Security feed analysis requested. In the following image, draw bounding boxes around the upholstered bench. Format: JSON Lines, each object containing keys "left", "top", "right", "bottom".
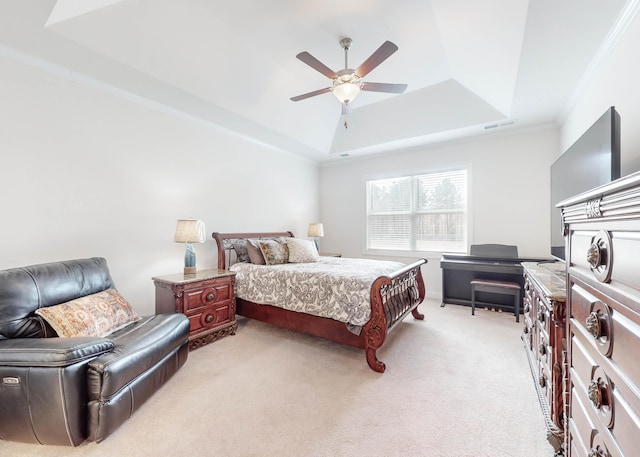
{"left": 470, "top": 279, "right": 521, "bottom": 322}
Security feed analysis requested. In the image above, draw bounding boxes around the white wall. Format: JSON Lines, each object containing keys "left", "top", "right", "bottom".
{"left": 561, "top": 8, "right": 640, "bottom": 175}
{"left": 319, "top": 127, "right": 559, "bottom": 300}
{"left": 0, "top": 55, "right": 319, "bottom": 315}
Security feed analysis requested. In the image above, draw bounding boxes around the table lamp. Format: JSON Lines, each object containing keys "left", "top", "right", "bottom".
{"left": 307, "top": 223, "right": 324, "bottom": 250}
{"left": 174, "top": 219, "right": 206, "bottom": 275}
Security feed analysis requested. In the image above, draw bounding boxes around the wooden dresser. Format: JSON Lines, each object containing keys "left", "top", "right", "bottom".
{"left": 522, "top": 261, "right": 567, "bottom": 452}
{"left": 559, "top": 171, "right": 640, "bottom": 457}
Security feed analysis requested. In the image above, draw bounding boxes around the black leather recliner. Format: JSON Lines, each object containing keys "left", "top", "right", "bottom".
{"left": 0, "top": 257, "right": 190, "bottom": 446}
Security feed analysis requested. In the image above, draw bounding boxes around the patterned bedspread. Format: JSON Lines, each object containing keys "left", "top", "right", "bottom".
{"left": 230, "top": 257, "right": 406, "bottom": 327}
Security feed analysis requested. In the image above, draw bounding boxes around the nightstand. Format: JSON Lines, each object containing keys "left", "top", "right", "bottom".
{"left": 152, "top": 269, "right": 237, "bottom": 350}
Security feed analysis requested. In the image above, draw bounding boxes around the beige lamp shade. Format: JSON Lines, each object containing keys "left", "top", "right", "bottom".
{"left": 174, "top": 219, "right": 206, "bottom": 275}
{"left": 307, "top": 223, "right": 324, "bottom": 238}
{"left": 174, "top": 219, "right": 206, "bottom": 244}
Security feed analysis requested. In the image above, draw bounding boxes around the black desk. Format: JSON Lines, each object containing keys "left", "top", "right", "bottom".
{"left": 440, "top": 253, "right": 552, "bottom": 309}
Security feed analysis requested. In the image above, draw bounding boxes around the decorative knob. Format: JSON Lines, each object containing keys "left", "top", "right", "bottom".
{"left": 205, "top": 314, "right": 214, "bottom": 323}
{"left": 586, "top": 311, "right": 601, "bottom": 339}
{"left": 588, "top": 380, "right": 603, "bottom": 409}
{"left": 539, "top": 344, "right": 546, "bottom": 356}
{"left": 206, "top": 292, "right": 215, "bottom": 302}
{"left": 523, "top": 326, "right": 529, "bottom": 335}
{"left": 587, "top": 243, "right": 602, "bottom": 269}
{"left": 538, "top": 375, "right": 546, "bottom": 388}
{"left": 537, "top": 310, "right": 545, "bottom": 323}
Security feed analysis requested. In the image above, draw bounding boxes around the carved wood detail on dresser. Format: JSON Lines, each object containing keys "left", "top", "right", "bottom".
{"left": 559, "top": 171, "right": 640, "bottom": 457}
{"left": 522, "top": 261, "right": 567, "bottom": 454}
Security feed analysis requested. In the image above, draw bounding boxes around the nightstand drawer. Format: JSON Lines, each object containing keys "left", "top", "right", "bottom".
{"left": 187, "top": 301, "right": 234, "bottom": 333}
{"left": 183, "top": 283, "right": 233, "bottom": 312}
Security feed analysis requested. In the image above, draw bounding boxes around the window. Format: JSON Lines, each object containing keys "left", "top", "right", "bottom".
{"left": 366, "top": 169, "right": 468, "bottom": 253}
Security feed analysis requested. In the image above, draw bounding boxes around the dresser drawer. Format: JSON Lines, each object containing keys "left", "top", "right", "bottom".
{"left": 569, "top": 229, "right": 640, "bottom": 299}
{"left": 569, "top": 277, "right": 640, "bottom": 392}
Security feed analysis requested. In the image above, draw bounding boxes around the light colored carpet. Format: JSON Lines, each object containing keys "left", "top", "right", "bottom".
{"left": 0, "top": 300, "right": 554, "bottom": 457}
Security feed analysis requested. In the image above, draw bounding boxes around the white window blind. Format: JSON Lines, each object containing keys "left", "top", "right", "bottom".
{"left": 366, "top": 169, "right": 467, "bottom": 252}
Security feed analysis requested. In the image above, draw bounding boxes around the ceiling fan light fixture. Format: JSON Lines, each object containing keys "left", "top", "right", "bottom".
{"left": 291, "top": 38, "right": 404, "bottom": 107}
{"left": 332, "top": 72, "right": 362, "bottom": 104}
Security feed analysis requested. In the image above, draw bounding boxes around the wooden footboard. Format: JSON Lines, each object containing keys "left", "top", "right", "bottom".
{"left": 212, "top": 231, "right": 427, "bottom": 373}
{"left": 365, "top": 259, "right": 427, "bottom": 372}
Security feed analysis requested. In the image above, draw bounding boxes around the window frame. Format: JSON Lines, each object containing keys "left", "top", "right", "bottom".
{"left": 364, "top": 167, "right": 471, "bottom": 256}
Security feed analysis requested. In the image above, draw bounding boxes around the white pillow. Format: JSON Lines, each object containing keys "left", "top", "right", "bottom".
{"left": 286, "top": 238, "right": 320, "bottom": 263}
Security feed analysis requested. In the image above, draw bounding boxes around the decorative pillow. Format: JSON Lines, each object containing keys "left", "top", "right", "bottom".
{"left": 35, "top": 289, "right": 141, "bottom": 338}
{"left": 232, "top": 240, "right": 250, "bottom": 263}
{"left": 258, "top": 239, "right": 289, "bottom": 265}
{"left": 286, "top": 237, "right": 320, "bottom": 263}
{"left": 247, "top": 239, "right": 266, "bottom": 265}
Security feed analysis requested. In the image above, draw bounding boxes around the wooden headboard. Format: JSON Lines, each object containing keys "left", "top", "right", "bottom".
{"left": 211, "top": 231, "right": 294, "bottom": 270}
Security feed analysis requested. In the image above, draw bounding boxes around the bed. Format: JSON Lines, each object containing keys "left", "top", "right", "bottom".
{"left": 212, "top": 231, "right": 427, "bottom": 373}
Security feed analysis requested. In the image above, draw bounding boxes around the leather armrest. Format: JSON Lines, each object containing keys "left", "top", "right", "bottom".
{"left": 0, "top": 337, "right": 114, "bottom": 367}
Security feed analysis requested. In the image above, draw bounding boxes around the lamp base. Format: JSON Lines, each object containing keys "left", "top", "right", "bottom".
{"left": 183, "top": 266, "right": 197, "bottom": 276}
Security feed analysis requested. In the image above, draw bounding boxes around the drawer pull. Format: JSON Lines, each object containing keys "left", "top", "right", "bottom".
{"left": 588, "top": 367, "right": 614, "bottom": 427}
{"left": 205, "top": 314, "right": 214, "bottom": 324}
{"left": 586, "top": 302, "right": 613, "bottom": 357}
{"left": 538, "top": 375, "right": 546, "bottom": 388}
{"left": 586, "top": 243, "right": 601, "bottom": 270}
{"left": 206, "top": 292, "right": 215, "bottom": 301}
{"left": 586, "top": 311, "right": 601, "bottom": 339}
{"left": 587, "top": 230, "right": 613, "bottom": 283}
{"left": 588, "top": 380, "right": 603, "bottom": 409}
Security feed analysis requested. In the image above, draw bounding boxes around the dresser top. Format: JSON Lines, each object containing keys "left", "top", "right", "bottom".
{"left": 522, "top": 261, "right": 566, "bottom": 301}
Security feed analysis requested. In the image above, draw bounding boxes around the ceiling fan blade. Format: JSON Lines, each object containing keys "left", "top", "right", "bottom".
{"left": 355, "top": 41, "right": 398, "bottom": 78}
{"left": 296, "top": 52, "right": 338, "bottom": 79}
{"left": 290, "top": 87, "right": 332, "bottom": 102}
{"left": 361, "top": 82, "right": 407, "bottom": 94}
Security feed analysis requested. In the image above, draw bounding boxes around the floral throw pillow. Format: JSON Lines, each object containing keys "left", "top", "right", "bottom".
{"left": 258, "top": 239, "right": 289, "bottom": 265}
{"left": 35, "top": 289, "right": 141, "bottom": 338}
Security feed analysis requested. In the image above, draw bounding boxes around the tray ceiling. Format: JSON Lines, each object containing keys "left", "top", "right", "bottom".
{"left": 0, "top": 0, "right": 633, "bottom": 162}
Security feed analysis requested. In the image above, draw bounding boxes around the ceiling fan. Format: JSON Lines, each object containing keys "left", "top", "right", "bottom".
{"left": 290, "top": 37, "right": 407, "bottom": 114}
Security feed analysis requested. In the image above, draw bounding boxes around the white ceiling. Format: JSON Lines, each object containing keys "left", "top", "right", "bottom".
{"left": 0, "top": 0, "right": 633, "bottom": 163}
